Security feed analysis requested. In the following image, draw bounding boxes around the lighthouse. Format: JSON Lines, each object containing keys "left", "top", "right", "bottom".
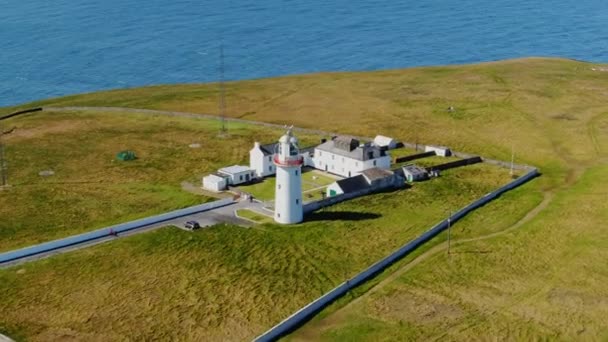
{"left": 273, "top": 128, "right": 303, "bottom": 224}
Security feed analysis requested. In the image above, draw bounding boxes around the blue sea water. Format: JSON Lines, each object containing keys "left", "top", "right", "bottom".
{"left": 1, "top": 0, "right": 606, "bottom": 107}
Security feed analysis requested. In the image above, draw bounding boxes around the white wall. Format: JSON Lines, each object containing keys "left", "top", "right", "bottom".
{"left": 313, "top": 149, "right": 391, "bottom": 178}
{"left": 274, "top": 165, "right": 303, "bottom": 224}
{"left": 250, "top": 147, "right": 275, "bottom": 178}
{"left": 221, "top": 170, "right": 255, "bottom": 185}
{"left": 202, "top": 176, "right": 227, "bottom": 192}
{"left": 425, "top": 145, "right": 452, "bottom": 157}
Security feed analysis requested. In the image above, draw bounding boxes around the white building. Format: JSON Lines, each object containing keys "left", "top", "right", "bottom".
{"left": 250, "top": 142, "right": 314, "bottom": 178}
{"left": 425, "top": 145, "right": 452, "bottom": 157}
{"left": 313, "top": 136, "right": 391, "bottom": 178}
{"left": 373, "top": 135, "right": 398, "bottom": 150}
{"left": 273, "top": 129, "right": 304, "bottom": 224}
{"left": 401, "top": 164, "right": 429, "bottom": 182}
{"left": 202, "top": 174, "right": 228, "bottom": 192}
{"left": 217, "top": 165, "right": 255, "bottom": 185}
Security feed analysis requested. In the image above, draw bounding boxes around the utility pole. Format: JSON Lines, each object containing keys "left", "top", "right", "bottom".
{"left": 218, "top": 42, "right": 227, "bottom": 134}
{"left": 510, "top": 144, "right": 515, "bottom": 177}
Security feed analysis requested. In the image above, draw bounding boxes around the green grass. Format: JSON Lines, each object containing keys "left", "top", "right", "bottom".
{"left": 0, "top": 110, "right": 323, "bottom": 251}
{"left": 236, "top": 169, "right": 336, "bottom": 201}
{"left": 236, "top": 209, "right": 273, "bottom": 224}
{"left": 2, "top": 57, "right": 608, "bottom": 340}
{"left": 0, "top": 160, "right": 512, "bottom": 341}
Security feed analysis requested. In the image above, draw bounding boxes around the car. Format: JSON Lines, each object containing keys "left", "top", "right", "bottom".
{"left": 184, "top": 220, "right": 201, "bottom": 230}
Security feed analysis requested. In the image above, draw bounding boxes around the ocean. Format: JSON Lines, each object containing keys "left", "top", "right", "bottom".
{"left": 0, "top": 0, "right": 606, "bottom": 107}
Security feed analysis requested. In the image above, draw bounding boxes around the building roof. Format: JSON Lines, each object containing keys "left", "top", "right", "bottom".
{"left": 373, "top": 135, "right": 395, "bottom": 147}
{"left": 316, "top": 136, "right": 384, "bottom": 161}
{"left": 218, "top": 165, "right": 252, "bottom": 175}
{"left": 335, "top": 175, "right": 371, "bottom": 194}
{"left": 402, "top": 164, "right": 428, "bottom": 176}
{"left": 204, "top": 174, "right": 226, "bottom": 182}
{"left": 333, "top": 136, "right": 360, "bottom": 152}
{"left": 361, "top": 167, "right": 394, "bottom": 182}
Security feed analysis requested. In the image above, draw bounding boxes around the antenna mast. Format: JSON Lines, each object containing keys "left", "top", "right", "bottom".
{"left": 218, "top": 43, "right": 227, "bottom": 134}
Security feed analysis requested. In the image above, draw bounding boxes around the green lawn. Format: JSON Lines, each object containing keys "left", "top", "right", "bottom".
{"left": 236, "top": 209, "right": 273, "bottom": 224}
{"left": 236, "top": 169, "right": 336, "bottom": 201}
{"left": 2, "top": 57, "right": 608, "bottom": 340}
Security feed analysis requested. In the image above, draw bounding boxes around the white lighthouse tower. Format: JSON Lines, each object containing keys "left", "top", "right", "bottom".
{"left": 273, "top": 127, "right": 303, "bottom": 224}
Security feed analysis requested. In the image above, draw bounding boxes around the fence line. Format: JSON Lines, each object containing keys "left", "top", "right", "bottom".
{"left": 0, "top": 198, "right": 234, "bottom": 265}
{"left": 254, "top": 168, "right": 539, "bottom": 342}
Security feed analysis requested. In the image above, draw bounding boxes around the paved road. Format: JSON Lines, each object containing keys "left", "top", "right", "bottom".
{"left": 1, "top": 200, "right": 270, "bottom": 269}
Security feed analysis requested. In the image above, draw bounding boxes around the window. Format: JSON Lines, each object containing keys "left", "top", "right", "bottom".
{"left": 278, "top": 184, "right": 281, "bottom": 189}
{"left": 269, "top": 166, "right": 272, "bottom": 171}
{"left": 368, "top": 151, "right": 374, "bottom": 159}
{"left": 277, "top": 213, "right": 280, "bottom": 218}
{"left": 268, "top": 156, "right": 272, "bottom": 161}
{"left": 296, "top": 199, "right": 299, "bottom": 205}
{"left": 240, "top": 175, "right": 243, "bottom": 181}
{"left": 373, "top": 160, "right": 377, "bottom": 166}
{"left": 295, "top": 170, "right": 299, "bottom": 176}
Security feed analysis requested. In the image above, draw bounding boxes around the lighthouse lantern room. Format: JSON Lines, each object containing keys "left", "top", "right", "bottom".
{"left": 273, "top": 127, "right": 304, "bottom": 224}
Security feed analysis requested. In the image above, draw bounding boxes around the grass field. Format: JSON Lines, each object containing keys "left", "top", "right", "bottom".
{"left": 0, "top": 157, "right": 512, "bottom": 340}
{"left": 0, "top": 110, "right": 322, "bottom": 252}
{"left": 1, "top": 57, "right": 608, "bottom": 340}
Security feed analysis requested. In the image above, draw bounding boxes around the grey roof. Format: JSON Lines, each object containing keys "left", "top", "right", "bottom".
{"left": 361, "top": 168, "right": 394, "bottom": 182}
{"left": 218, "top": 165, "right": 252, "bottom": 175}
{"left": 316, "top": 137, "right": 385, "bottom": 161}
{"left": 335, "top": 175, "right": 371, "bottom": 194}
{"left": 259, "top": 143, "right": 277, "bottom": 156}
{"left": 333, "top": 136, "right": 360, "bottom": 152}
{"left": 402, "top": 164, "right": 428, "bottom": 176}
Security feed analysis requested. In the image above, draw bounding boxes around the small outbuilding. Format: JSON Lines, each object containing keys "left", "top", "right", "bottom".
{"left": 425, "top": 145, "right": 452, "bottom": 157}
{"left": 202, "top": 174, "right": 228, "bottom": 192}
{"left": 373, "top": 135, "right": 398, "bottom": 150}
{"left": 402, "top": 164, "right": 429, "bottom": 182}
{"left": 218, "top": 165, "right": 255, "bottom": 185}
{"left": 326, "top": 175, "right": 370, "bottom": 197}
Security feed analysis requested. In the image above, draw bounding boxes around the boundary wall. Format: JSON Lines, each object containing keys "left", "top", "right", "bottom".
{"left": 0, "top": 198, "right": 234, "bottom": 265}
{"left": 254, "top": 168, "right": 539, "bottom": 342}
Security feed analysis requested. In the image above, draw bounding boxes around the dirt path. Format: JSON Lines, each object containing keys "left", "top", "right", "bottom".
{"left": 292, "top": 191, "right": 555, "bottom": 341}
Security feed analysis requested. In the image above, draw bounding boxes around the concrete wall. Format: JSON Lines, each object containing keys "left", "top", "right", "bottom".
{"left": 0, "top": 198, "right": 236, "bottom": 265}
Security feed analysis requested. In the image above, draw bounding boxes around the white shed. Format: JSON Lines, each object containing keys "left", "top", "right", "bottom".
{"left": 202, "top": 174, "right": 228, "bottom": 192}
{"left": 373, "top": 135, "right": 398, "bottom": 150}
{"left": 218, "top": 165, "right": 255, "bottom": 185}
{"left": 425, "top": 145, "right": 452, "bottom": 157}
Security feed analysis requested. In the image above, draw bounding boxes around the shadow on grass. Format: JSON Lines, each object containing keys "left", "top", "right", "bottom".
{"left": 305, "top": 211, "right": 381, "bottom": 222}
